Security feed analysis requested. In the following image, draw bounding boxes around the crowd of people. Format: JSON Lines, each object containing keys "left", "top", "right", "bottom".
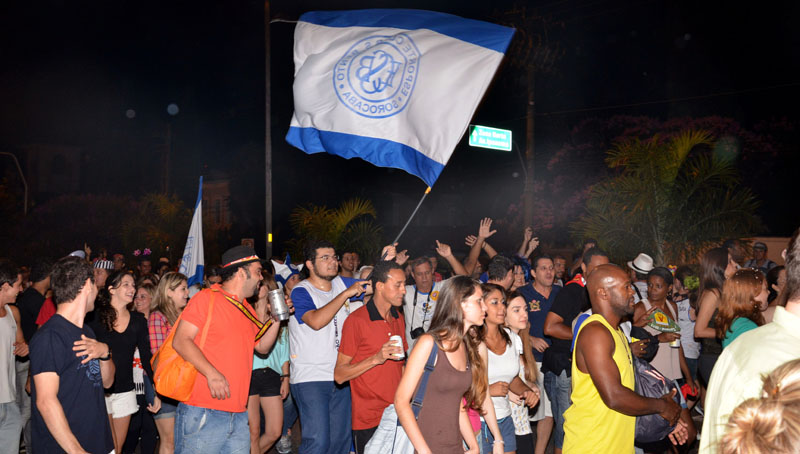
{"left": 0, "top": 220, "right": 798, "bottom": 454}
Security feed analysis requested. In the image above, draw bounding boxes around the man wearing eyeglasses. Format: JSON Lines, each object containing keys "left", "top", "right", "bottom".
{"left": 289, "top": 240, "right": 395, "bottom": 454}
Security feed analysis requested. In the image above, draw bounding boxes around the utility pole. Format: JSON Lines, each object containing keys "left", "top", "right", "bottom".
{"left": 264, "top": 0, "right": 273, "bottom": 259}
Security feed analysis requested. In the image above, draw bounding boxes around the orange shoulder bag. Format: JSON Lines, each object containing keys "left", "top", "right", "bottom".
{"left": 151, "top": 291, "right": 216, "bottom": 401}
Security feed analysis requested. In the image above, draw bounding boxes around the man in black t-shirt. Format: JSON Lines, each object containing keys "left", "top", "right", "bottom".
{"left": 30, "top": 256, "right": 115, "bottom": 454}
{"left": 541, "top": 247, "right": 609, "bottom": 454}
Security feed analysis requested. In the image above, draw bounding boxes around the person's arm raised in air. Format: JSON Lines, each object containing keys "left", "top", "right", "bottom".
{"left": 464, "top": 218, "right": 496, "bottom": 275}
{"left": 517, "top": 227, "right": 533, "bottom": 257}
{"left": 694, "top": 290, "right": 719, "bottom": 339}
{"left": 435, "top": 240, "right": 467, "bottom": 276}
{"left": 575, "top": 321, "right": 680, "bottom": 424}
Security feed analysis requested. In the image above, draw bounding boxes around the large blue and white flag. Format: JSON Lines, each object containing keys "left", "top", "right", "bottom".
{"left": 178, "top": 177, "right": 204, "bottom": 287}
{"left": 286, "top": 9, "right": 515, "bottom": 187}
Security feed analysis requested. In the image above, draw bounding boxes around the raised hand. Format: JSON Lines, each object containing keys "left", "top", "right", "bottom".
{"left": 478, "top": 218, "right": 496, "bottom": 239}
{"left": 395, "top": 249, "right": 409, "bottom": 266}
{"left": 523, "top": 227, "right": 533, "bottom": 243}
{"left": 435, "top": 240, "right": 453, "bottom": 257}
{"left": 465, "top": 235, "right": 478, "bottom": 247}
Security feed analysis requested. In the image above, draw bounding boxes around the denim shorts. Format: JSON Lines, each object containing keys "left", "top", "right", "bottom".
{"left": 480, "top": 416, "right": 517, "bottom": 453}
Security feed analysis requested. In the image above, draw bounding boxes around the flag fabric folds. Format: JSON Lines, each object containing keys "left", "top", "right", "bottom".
{"left": 178, "top": 176, "right": 204, "bottom": 287}
{"left": 286, "top": 9, "right": 515, "bottom": 187}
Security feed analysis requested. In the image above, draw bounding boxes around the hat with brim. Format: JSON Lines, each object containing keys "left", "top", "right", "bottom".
{"left": 627, "top": 253, "right": 654, "bottom": 274}
{"left": 221, "top": 246, "right": 260, "bottom": 269}
{"left": 753, "top": 241, "right": 767, "bottom": 251}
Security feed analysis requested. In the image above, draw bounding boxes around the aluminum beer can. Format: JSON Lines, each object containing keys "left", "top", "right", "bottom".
{"left": 268, "top": 289, "right": 290, "bottom": 321}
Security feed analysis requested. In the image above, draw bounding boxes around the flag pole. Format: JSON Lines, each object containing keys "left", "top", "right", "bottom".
{"left": 390, "top": 186, "right": 431, "bottom": 246}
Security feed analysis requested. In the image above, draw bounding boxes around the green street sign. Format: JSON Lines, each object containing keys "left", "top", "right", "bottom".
{"left": 468, "top": 125, "right": 512, "bottom": 151}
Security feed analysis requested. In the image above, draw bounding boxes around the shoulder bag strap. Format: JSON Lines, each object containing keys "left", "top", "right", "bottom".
{"left": 410, "top": 341, "right": 439, "bottom": 419}
{"left": 212, "top": 289, "right": 273, "bottom": 341}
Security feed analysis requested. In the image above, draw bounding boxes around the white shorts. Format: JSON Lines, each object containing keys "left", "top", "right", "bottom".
{"left": 105, "top": 390, "right": 139, "bottom": 418}
{"left": 531, "top": 362, "right": 552, "bottom": 421}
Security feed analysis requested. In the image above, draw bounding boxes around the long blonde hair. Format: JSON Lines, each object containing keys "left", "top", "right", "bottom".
{"left": 427, "top": 275, "right": 487, "bottom": 413}
{"left": 721, "top": 358, "right": 800, "bottom": 454}
{"left": 152, "top": 272, "right": 188, "bottom": 325}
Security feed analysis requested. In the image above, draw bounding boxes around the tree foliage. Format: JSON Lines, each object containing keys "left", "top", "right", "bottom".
{"left": 285, "top": 198, "right": 383, "bottom": 264}
{"left": 572, "top": 129, "right": 763, "bottom": 265}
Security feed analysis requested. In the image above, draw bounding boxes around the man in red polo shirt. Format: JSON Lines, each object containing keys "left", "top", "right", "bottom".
{"left": 335, "top": 260, "right": 407, "bottom": 454}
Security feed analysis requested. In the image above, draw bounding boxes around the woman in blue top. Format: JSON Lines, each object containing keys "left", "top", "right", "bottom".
{"left": 716, "top": 269, "right": 769, "bottom": 348}
{"left": 247, "top": 278, "right": 292, "bottom": 454}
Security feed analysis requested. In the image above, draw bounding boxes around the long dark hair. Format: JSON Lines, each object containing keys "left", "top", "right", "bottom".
{"left": 96, "top": 270, "right": 134, "bottom": 332}
{"left": 698, "top": 247, "right": 729, "bottom": 302}
{"left": 767, "top": 265, "right": 785, "bottom": 304}
{"left": 427, "top": 275, "right": 487, "bottom": 413}
{"left": 477, "top": 283, "right": 511, "bottom": 346}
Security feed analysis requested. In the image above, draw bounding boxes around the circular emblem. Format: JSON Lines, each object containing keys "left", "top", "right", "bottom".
{"left": 430, "top": 291, "right": 439, "bottom": 301}
{"left": 333, "top": 33, "right": 420, "bottom": 119}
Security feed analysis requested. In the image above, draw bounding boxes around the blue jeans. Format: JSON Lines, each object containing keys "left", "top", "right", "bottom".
{"left": 544, "top": 370, "right": 571, "bottom": 449}
{"left": 282, "top": 391, "right": 298, "bottom": 436}
{"left": 479, "top": 416, "right": 517, "bottom": 453}
{"left": 174, "top": 403, "right": 249, "bottom": 454}
{"left": 291, "top": 381, "right": 352, "bottom": 454}
{"left": 0, "top": 401, "right": 22, "bottom": 454}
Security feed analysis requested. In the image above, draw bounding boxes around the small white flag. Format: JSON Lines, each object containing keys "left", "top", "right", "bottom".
{"left": 178, "top": 177, "right": 204, "bottom": 287}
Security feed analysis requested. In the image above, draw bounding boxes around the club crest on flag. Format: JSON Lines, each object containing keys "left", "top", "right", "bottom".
{"left": 334, "top": 33, "right": 420, "bottom": 118}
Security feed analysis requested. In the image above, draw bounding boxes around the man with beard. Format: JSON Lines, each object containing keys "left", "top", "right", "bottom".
{"left": 563, "top": 264, "right": 681, "bottom": 453}
{"left": 289, "top": 240, "right": 392, "bottom": 454}
{"left": 171, "top": 246, "right": 281, "bottom": 454}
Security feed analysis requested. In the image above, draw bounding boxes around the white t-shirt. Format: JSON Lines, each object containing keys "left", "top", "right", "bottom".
{"left": 675, "top": 297, "right": 701, "bottom": 359}
{"left": 403, "top": 281, "right": 443, "bottom": 350}
{"left": 289, "top": 276, "right": 357, "bottom": 384}
{"left": 486, "top": 328, "right": 523, "bottom": 419}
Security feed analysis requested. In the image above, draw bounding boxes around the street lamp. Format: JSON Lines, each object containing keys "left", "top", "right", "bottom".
{"left": 0, "top": 152, "right": 28, "bottom": 215}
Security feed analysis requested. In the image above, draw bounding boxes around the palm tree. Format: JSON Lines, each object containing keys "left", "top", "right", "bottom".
{"left": 572, "top": 129, "right": 763, "bottom": 265}
{"left": 286, "top": 198, "right": 383, "bottom": 263}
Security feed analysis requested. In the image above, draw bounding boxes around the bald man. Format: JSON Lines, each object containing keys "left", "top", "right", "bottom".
{"left": 562, "top": 264, "right": 680, "bottom": 453}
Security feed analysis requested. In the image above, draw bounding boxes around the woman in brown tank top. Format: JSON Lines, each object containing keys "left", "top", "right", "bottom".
{"left": 395, "top": 276, "right": 506, "bottom": 454}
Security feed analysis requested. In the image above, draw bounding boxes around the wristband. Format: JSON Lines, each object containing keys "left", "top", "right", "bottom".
{"left": 99, "top": 350, "right": 112, "bottom": 361}
{"left": 493, "top": 440, "right": 504, "bottom": 445}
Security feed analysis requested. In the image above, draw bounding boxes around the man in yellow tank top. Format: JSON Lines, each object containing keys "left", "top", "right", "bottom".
{"left": 563, "top": 264, "right": 681, "bottom": 453}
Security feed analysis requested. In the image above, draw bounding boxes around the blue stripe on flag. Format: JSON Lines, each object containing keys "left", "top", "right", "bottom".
{"left": 188, "top": 264, "right": 204, "bottom": 288}
{"left": 287, "top": 126, "right": 445, "bottom": 187}
{"left": 299, "top": 9, "right": 515, "bottom": 54}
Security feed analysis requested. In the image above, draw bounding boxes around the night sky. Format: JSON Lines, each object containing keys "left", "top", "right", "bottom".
{"left": 2, "top": 0, "right": 798, "bottom": 257}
